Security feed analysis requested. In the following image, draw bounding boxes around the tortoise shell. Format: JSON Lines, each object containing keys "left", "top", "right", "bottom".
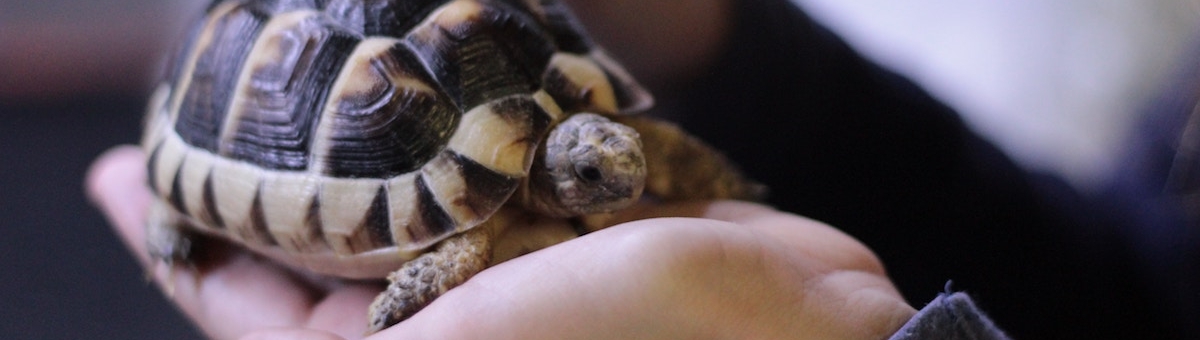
{"left": 141, "top": 0, "right": 651, "bottom": 277}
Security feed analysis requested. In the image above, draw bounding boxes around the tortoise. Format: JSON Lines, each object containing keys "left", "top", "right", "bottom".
{"left": 140, "top": 0, "right": 762, "bottom": 333}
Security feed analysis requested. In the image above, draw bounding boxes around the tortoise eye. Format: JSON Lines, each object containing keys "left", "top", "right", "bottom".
{"left": 576, "top": 165, "right": 603, "bottom": 183}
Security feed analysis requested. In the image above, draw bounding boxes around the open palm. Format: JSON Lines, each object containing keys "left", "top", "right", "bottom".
{"left": 88, "top": 146, "right": 913, "bottom": 339}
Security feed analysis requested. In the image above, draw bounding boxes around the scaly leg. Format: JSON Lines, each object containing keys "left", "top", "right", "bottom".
{"left": 146, "top": 199, "right": 195, "bottom": 267}
{"left": 366, "top": 209, "right": 509, "bottom": 333}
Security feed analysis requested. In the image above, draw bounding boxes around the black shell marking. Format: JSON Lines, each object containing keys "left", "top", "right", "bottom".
{"left": 200, "top": 172, "right": 226, "bottom": 228}
{"left": 363, "top": 185, "right": 396, "bottom": 249}
{"left": 248, "top": 189, "right": 281, "bottom": 246}
{"left": 300, "top": 198, "right": 324, "bottom": 250}
{"left": 168, "top": 165, "right": 189, "bottom": 214}
{"left": 447, "top": 151, "right": 522, "bottom": 219}
{"left": 525, "top": 0, "right": 593, "bottom": 54}
{"left": 413, "top": 174, "right": 457, "bottom": 241}
{"left": 145, "top": 141, "right": 164, "bottom": 193}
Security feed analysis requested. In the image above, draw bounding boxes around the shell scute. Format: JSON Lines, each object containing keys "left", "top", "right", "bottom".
{"left": 323, "top": 0, "right": 452, "bottom": 37}
{"left": 403, "top": 0, "right": 557, "bottom": 110}
{"left": 313, "top": 38, "right": 459, "bottom": 178}
{"left": 174, "top": 2, "right": 273, "bottom": 153}
{"left": 221, "top": 10, "right": 360, "bottom": 171}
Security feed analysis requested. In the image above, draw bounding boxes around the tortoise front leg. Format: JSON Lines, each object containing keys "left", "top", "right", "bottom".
{"left": 367, "top": 211, "right": 506, "bottom": 333}
{"left": 613, "top": 115, "right": 765, "bottom": 202}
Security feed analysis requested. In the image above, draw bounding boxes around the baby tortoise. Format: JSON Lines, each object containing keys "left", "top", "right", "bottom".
{"left": 141, "top": 0, "right": 762, "bottom": 333}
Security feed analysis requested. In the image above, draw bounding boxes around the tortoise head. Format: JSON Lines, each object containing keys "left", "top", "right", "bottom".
{"left": 524, "top": 113, "right": 646, "bottom": 217}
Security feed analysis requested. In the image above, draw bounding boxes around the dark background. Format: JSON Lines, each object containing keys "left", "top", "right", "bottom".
{"left": 1, "top": 95, "right": 202, "bottom": 338}
{"left": 2, "top": 1, "right": 203, "bottom": 336}
{"left": 0, "top": 95, "right": 203, "bottom": 338}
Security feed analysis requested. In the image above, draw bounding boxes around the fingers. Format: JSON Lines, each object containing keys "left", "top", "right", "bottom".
{"left": 239, "top": 328, "right": 347, "bottom": 340}
{"left": 85, "top": 146, "right": 379, "bottom": 339}
{"left": 307, "top": 285, "right": 381, "bottom": 339}
{"left": 705, "top": 201, "right": 891, "bottom": 277}
{"left": 610, "top": 209, "right": 914, "bottom": 339}
{"left": 801, "top": 270, "right": 918, "bottom": 339}
{"left": 86, "top": 145, "right": 155, "bottom": 265}
{"left": 168, "top": 254, "right": 378, "bottom": 339}
{"left": 696, "top": 202, "right": 915, "bottom": 338}
{"left": 378, "top": 204, "right": 914, "bottom": 339}
{"left": 615, "top": 200, "right": 889, "bottom": 277}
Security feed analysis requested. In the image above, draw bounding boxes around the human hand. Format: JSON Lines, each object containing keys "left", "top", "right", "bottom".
{"left": 88, "top": 145, "right": 915, "bottom": 339}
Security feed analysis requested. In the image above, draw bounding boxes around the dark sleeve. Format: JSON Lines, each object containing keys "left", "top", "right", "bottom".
{"left": 1100, "top": 40, "right": 1200, "bottom": 338}
{"left": 659, "top": 0, "right": 1185, "bottom": 338}
{"left": 889, "top": 291, "right": 1011, "bottom": 340}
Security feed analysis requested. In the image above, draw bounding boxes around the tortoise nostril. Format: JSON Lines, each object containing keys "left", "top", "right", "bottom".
{"left": 577, "top": 165, "right": 603, "bottom": 183}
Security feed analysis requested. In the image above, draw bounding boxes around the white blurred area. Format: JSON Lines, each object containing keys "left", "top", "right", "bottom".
{"left": 792, "top": 0, "right": 1200, "bottom": 190}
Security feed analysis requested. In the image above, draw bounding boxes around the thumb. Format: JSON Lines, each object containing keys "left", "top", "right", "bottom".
{"left": 86, "top": 145, "right": 154, "bottom": 265}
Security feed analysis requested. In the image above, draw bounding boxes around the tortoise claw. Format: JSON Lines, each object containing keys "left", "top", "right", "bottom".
{"left": 367, "top": 257, "right": 436, "bottom": 334}
{"left": 365, "top": 227, "right": 493, "bottom": 333}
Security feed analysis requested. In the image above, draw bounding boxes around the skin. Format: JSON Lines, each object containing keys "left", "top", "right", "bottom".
{"left": 89, "top": 146, "right": 914, "bottom": 339}
{"left": 81, "top": 1, "right": 915, "bottom": 338}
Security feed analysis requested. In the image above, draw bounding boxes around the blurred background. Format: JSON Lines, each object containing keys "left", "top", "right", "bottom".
{"left": 2, "top": 1, "right": 206, "bottom": 338}
{"left": 1, "top": 0, "right": 1196, "bottom": 338}
{"left": 793, "top": 0, "right": 1199, "bottom": 190}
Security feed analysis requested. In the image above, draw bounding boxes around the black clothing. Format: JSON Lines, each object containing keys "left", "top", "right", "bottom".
{"left": 661, "top": 0, "right": 1188, "bottom": 338}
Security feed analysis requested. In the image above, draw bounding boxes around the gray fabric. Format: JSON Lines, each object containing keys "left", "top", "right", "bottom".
{"left": 890, "top": 292, "right": 1011, "bottom": 340}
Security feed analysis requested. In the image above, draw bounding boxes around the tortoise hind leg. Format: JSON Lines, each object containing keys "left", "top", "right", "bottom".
{"left": 613, "top": 115, "right": 766, "bottom": 201}
{"left": 146, "top": 199, "right": 196, "bottom": 267}
{"left": 367, "top": 213, "right": 504, "bottom": 333}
